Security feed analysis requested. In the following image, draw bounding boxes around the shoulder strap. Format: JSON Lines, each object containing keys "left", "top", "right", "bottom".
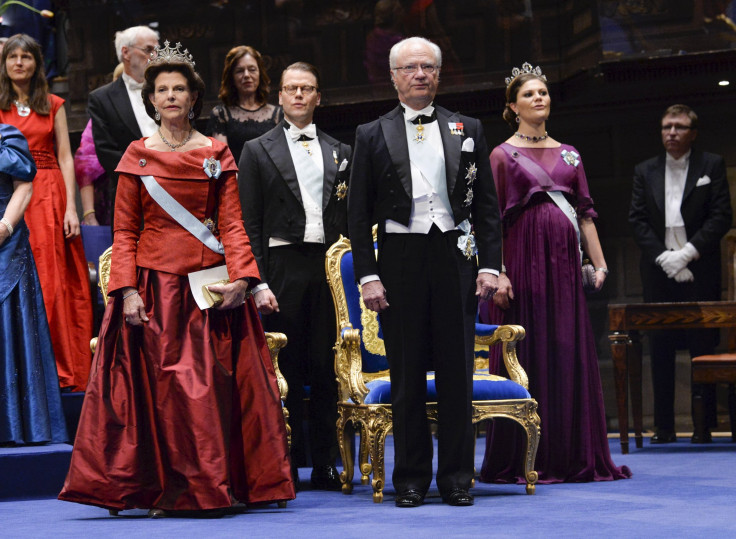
{"left": 139, "top": 175, "right": 224, "bottom": 255}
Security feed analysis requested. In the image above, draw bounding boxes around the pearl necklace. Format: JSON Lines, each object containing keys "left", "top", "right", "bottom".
{"left": 514, "top": 131, "right": 548, "bottom": 143}
{"left": 158, "top": 127, "right": 193, "bottom": 151}
{"left": 13, "top": 100, "right": 31, "bottom": 117}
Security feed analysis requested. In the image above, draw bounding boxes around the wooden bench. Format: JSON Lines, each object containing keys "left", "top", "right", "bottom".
{"left": 691, "top": 354, "right": 736, "bottom": 442}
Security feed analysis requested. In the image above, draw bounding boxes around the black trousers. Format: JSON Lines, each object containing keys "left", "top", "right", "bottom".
{"left": 378, "top": 226, "right": 477, "bottom": 495}
{"left": 263, "top": 243, "right": 338, "bottom": 468}
{"left": 643, "top": 264, "right": 718, "bottom": 432}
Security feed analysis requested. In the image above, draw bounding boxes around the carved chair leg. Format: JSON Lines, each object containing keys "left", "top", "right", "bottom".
{"left": 522, "top": 421, "right": 539, "bottom": 495}
{"left": 337, "top": 415, "right": 354, "bottom": 494}
{"left": 370, "top": 427, "right": 390, "bottom": 503}
{"left": 359, "top": 424, "right": 372, "bottom": 485}
{"left": 728, "top": 384, "right": 736, "bottom": 443}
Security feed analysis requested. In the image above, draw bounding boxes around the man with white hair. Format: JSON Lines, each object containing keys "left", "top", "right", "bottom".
{"left": 348, "top": 36, "right": 502, "bottom": 507}
{"left": 88, "top": 25, "right": 159, "bottom": 229}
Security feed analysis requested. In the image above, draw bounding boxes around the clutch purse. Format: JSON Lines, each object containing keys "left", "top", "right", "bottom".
{"left": 201, "top": 279, "right": 230, "bottom": 308}
{"left": 581, "top": 259, "right": 597, "bottom": 294}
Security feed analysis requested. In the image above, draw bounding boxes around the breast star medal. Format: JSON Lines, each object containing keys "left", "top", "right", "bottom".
{"left": 336, "top": 181, "right": 347, "bottom": 200}
{"left": 413, "top": 118, "right": 425, "bottom": 143}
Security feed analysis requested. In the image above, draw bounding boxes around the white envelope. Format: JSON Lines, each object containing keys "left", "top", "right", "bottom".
{"left": 695, "top": 175, "right": 711, "bottom": 187}
{"left": 461, "top": 138, "right": 474, "bottom": 152}
{"left": 188, "top": 265, "right": 229, "bottom": 310}
{"left": 338, "top": 158, "right": 348, "bottom": 172}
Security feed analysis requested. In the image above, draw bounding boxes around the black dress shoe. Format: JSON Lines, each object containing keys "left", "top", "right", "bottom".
{"left": 310, "top": 464, "right": 342, "bottom": 491}
{"left": 650, "top": 430, "right": 677, "bottom": 444}
{"left": 442, "top": 488, "right": 474, "bottom": 506}
{"left": 395, "top": 489, "right": 424, "bottom": 508}
{"left": 691, "top": 430, "right": 712, "bottom": 444}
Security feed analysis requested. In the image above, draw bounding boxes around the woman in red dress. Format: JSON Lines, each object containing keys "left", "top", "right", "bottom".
{"left": 0, "top": 34, "right": 92, "bottom": 391}
{"left": 59, "top": 41, "right": 295, "bottom": 516}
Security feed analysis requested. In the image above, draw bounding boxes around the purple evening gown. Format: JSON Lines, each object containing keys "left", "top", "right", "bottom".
{"left": 479, "top": 143, "right": 631, "bottom": 483}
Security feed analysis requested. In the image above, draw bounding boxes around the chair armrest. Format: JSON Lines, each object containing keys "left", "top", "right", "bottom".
{"left": 335, "top": 325, "right": 370, "bottom": 404}
{"left": 476, "top": 324, "right": 529, "bottom": 389}
{"left": 265, "top": 332, "right": 289, "bottom": 402}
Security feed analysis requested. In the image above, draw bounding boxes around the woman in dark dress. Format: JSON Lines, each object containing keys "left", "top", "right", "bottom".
{"left": 479, "top": 64, "right": 631, "bottom": 483}
{"left": 206, "top": 45, "right": 282, "bottom": 162}
{"left": 0, "top": 123, "right": 67, "bottom": 446}
{"left": 59, "top": 41, "right": 294, "bottom": 516}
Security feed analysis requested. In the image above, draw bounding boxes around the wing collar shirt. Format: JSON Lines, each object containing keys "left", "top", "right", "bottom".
{"left": 664, "top": 149, "right": 690, "bottom": 251}
{"left": 122, "top": 72, "right": 158, "bottom": 137}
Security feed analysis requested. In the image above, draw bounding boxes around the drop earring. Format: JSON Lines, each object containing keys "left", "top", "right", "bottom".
{"left": 188, "top": 108, "right": 194, "bottom": 120}
{"left": 515, "top": 115, "right": 520, "bottom": 124}
{"left": 154, "top": 108, "right": 161, "bottom": 121}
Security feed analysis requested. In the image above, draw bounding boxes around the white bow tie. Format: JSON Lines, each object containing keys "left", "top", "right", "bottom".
{"left": 127, "top": 81, "right": 144, "bottom": 91}
{"left": 403, "top": 104, "right": 435, "bottom": 122}
{"left": 288, "top": 123, "right": 317, "bottom": 141}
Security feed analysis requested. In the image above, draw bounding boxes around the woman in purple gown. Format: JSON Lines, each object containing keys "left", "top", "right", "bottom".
{"left": 479, "top": 65, "right": 631, "bottom": 483}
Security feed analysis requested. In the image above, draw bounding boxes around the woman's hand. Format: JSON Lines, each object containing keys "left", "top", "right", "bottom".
{"left": 63, "top": 208, "right": 81, "bottom": 238}
{"left": 122, "top": 289, "right": 148, "bottom": 326}
{"left": 82, "top": 211, "right": 99, "bottom": 226}
{"left": 594, "top": 268, "right": 607, "bottom": 291}
{"left": 210, "top": 278, "right": 249, "bottom": 310}
{"left": 493, "top": 272, "right": 514, "bottom": 310}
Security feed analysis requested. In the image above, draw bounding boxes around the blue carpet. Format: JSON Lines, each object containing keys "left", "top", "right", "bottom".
{"left": 0, "top": 435, "right": 734, "bottom": 538}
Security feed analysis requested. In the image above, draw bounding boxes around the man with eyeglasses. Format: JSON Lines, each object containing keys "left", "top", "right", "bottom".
{"left": 238, "top": 62, "right": 351, "bottom": 491}
{"left": 88, "top": 25, "right": 159, "bottom": 231}
{"left": 630, "top": 103, "right": 732, "bottom": 445}
{"left": 348, "top": 36, "right": 501, "bottom": 507}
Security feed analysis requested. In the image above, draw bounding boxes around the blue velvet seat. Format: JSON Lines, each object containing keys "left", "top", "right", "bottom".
{"left": 326, "top": 235, "right": 541, "bottom": 503}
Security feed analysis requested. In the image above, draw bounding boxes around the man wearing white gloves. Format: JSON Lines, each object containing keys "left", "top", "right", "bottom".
{"left": 630, "top": 104, "right": 732, "bottom": 444}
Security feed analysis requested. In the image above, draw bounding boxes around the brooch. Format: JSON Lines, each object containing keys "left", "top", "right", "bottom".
{"left": 561, "top": 149, "right": 580, "bottom": 167}
{"left": 203, "top": 157, "right": 222, "bottom": 179}
{"left": 449, "top": 122, "right": 464, "bottom": 136}
{"left": 465, "top": 162, "right": 477, "bottom": 185}
{"left": 139, "top": 159, "right": 147, "bottom": 167}
{"left": 456, "top": 220, "right": 477, "bottom": 260}
{"left": 336, "top": 181, "right": 347, "bottom": 200}
{"left": 463, "top": 187, "right": 474, "bottom": 207}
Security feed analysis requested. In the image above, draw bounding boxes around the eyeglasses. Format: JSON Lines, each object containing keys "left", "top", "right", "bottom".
{"left": 281, "top": 85, "right": 318, "bottom": 96}
{"left": 132, "top": 45, "right": 157, "bottom": 56}
{"left": 392, "top": 64, "right": 438, "bottom": 76}
{"left": 661, "top": 124, "right": 692, "bottom": 132}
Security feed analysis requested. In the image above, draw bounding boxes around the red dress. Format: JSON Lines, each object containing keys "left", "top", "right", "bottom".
{"left": 0, "top": 95, "right": 92, "bottom": 391}
{"left": 58, "top": 139, "right": 295, "bottom": 511}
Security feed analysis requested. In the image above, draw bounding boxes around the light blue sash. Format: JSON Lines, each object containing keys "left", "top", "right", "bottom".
{"left": 291, "top": 143, "right": 323, "bottom": 207}
{"left": 139, "top": 175, "right": 224, "bottom": 255}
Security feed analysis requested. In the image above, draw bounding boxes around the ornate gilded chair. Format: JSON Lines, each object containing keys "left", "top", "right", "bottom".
{"left": 325, "top": 235, "right": 541, "bottom": 503}
{"left": 93, "top": 246, "right": 291, "bottom": 448}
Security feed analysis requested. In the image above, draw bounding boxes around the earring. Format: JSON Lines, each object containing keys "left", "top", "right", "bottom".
{"left": 515, "top": 115, "right": 520, "bottom": 124}
{"left": 154, "top": 108, "right": 160, "bottom": 121}
{"left": 188, "top": 108, "right": 194, "bottom": 120}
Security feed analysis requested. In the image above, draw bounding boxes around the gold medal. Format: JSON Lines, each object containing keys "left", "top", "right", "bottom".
{"left": 413, "top": 118, "right": 425, "bottom": 143}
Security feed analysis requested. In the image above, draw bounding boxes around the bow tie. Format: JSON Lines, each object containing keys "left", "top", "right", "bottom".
{"left": 127, "top": 81, "right": 144, "bottom": 91}
{"left": 410, "top": 112, "right": 436, "bottom": 125}
{"left": 403, "top": 104, "right": 436, "bottom": 124}
{"left": 288, "top": 123, "right": 317, "bottom": 142}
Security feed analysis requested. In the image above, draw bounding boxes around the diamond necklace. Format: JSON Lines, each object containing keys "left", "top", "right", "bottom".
{"left": 514, "top": 131, "right": 548, "bottom": 143}
{"left": 158, "top": 127, "right": 193, "bottom": 151}
{"left": 13, "top": 100, "right": 31, "bottom": 117}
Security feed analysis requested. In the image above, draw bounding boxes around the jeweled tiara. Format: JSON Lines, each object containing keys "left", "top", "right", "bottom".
{"left": 505, "top": 62, "right": 546, "bottom": 86}
{"left": 148, "top": 40, "right": 195, "bottom": 68}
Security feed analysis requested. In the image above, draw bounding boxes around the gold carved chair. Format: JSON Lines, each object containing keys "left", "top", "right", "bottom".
{"left": 92, "top": 247, "right": 291, "bottom": 449}
{"left": 325, "top": 235, "right": 541, "bottom": 503}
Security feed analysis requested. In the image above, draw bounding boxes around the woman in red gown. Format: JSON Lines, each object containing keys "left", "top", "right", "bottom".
{"left": 59, "top": 41, "right": 295, "bottom": 516}
{"left": 0, "top": 34, "right": 92, "bottom": 391}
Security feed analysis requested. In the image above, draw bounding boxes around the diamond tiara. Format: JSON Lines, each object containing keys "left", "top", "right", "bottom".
{"left": 148, "top": 40, "right": 195, "bottom": 68}
{"left": 504, "top": 62, "right": 546, "bottom": 87}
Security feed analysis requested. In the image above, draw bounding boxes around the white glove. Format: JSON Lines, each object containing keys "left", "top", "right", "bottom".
{"left": 655, "top": 243, "right": 699, "bottom": 278}
{"left": 673, "top": 267, "right": 694, "bottom": 283}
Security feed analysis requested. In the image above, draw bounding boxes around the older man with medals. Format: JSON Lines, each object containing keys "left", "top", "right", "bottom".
{"left": 348, "top": 36, "right": 502, "bottom": 507}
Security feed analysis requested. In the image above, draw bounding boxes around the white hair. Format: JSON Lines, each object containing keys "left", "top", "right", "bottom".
{"left": 388, "top": 36, "right": 442, "bottom": 70}
{"left": 114, "top": 25, "right": 159, "bottom": 62}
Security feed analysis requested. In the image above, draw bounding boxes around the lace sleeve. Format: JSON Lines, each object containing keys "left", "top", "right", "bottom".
{"left": 205, "top": 105, "right": 228, "bottom": 137}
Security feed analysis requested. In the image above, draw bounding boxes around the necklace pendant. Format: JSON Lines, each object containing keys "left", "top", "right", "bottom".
{"left": 14, "top": 101, "right": 30, "bottom": 117}
{"left": 413, "top": 121, "right": 425, "bottom": 143}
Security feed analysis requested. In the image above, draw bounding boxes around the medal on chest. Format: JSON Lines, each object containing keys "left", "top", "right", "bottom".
{"left": 413, "top": 118, "right": 425, "bottom": 143}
